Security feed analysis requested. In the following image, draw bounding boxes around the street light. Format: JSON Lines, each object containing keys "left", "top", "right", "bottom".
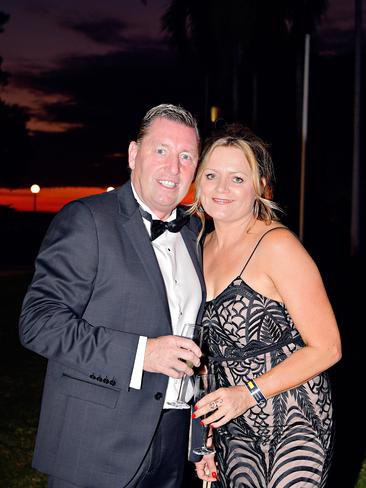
{"left": 30, "top": 184, "right": 40, "bottom": 212}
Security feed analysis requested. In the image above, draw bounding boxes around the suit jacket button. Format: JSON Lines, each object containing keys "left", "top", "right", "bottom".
{"left": 154, "top": 392, "right": 163, "bottom": 400}
{"left": 110, "top": 379, "right": 116, "bottom": 386}
{"left": 103, "top": 377, "right": 109, "bottom": 384}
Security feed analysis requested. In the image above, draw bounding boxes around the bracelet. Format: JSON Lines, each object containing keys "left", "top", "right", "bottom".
{"left": 245, "top": 379, "right": 267, "bottom": 405}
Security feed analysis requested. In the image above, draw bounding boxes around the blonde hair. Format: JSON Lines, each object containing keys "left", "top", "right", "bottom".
{"left": 189, "top": 124, "right": 282, "bottom": 239}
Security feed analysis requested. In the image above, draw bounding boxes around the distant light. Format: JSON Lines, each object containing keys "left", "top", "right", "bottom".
{"left": 30, "top": 184, "right": 40, "bottom": 194}
{"left": 210, "top": 106, "right": 220, "bottom": 123}
{"left": 106, "top": 152, "right": 125, "bottom": 158}
{"left": 106, "top": 186, "right": 115, "bottom": 192}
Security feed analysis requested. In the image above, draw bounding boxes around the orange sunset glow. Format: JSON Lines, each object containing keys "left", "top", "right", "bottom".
{"left": 0, "top": 187, "right": 108, "bottom": 213}
{"left": 0, "top": 185, "right": 196, "bottom": 213}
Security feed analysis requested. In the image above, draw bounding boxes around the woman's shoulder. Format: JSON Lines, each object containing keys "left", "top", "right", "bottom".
{"left": 255, "top": 222, "right": 296, "bottom": 242}
{"left": 257, "top": 220, "right": 296, "bottom": 236}
{"left": 257, "top": 223, "right": 310, "bottom": 264}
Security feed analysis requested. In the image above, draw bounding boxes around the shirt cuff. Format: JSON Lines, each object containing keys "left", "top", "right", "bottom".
{"left": 129, "top": 336, "right": 147, "bottom": 389}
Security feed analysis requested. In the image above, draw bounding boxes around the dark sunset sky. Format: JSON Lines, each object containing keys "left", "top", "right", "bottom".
{"left": 0, "top": 0, "right": 363, "bottom": 189}
{"left": 1, "top": 0, "right": 168, "bottom": 133}
{"left": 1, "top": 0, "right": 358, "bottom": 129}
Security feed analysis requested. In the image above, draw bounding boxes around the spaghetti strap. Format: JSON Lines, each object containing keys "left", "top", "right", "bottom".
{"left": 239, "top": 227, "right": 287, "bottom": 276}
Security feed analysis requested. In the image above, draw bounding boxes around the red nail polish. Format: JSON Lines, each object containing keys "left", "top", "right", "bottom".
{"left": 212, "top": 472, "right": 217, "bottom": 478}
{"left": 194, "top": 405, "right": 198, "bottom": 411}
{"left": 200, "top": 420, "right": 204, "bottom": 426}
{"left": 191, "top": 413, "right": 196, "bottom": 419}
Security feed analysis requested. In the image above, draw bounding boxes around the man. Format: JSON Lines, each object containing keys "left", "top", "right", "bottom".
{"left": 19, "top": 104, "right": 205, "bottom": 488}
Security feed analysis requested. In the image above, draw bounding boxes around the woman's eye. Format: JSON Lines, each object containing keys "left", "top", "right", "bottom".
{"left": 233, "top": 176, "right": 244, "bottom": 183}
{"left": 205, "top": 173, "right": 215, "bottom": 180}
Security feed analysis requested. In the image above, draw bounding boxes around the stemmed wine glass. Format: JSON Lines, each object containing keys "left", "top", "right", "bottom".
{"left": 192, "top": 372, "right": 216, "bottom": 456}
{"left": 167, "top": 323, "right": 203, "bottom": 409}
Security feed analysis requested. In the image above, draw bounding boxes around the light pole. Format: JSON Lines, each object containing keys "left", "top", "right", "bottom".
{"left": 298, "top": 33, "right": 310, "bottom": 242}
{"left": 30, "top": 184, "right": 40, "bottom": 212}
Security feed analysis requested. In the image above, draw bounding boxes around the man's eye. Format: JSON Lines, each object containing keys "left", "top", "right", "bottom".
{"left": 180, "top": 152, "right": 193, "bottom": 162}
{"left": 156, "top": 147, "right": 166, "bottom": 155}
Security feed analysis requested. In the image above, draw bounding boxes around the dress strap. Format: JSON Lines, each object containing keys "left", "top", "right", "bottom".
{"left": 239, "top": 227, "right": 286, "bottom": 277}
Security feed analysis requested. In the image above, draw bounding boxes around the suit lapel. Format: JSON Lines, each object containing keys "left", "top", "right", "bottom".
{"left": 116, "top": 182, "right": 206, "bottom": 326}
{"left": 117, "top": 183, "right": 171, "bottom": 323}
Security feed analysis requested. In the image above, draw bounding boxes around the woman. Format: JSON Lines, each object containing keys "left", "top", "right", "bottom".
{"left": 191, "top": 124, "right": 341, "bottom": 487}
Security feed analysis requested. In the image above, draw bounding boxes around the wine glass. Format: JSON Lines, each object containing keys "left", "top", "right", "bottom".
{"left": 167, "top": 323, "right": 203, "bottom": 409}
{"left": 192, "top": 372, "right": 216, "bottom": 456}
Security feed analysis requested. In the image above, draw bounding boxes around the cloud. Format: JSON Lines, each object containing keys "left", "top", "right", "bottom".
{"left": 60, "top": 14, "right": 165, "bottom": 50}
{"left": 8, "top": 46, "right": 201, "bottom": 186}
{"left": 62, "top": 17, "right": 131, "bottom": 47}
{"left": 13, "top": 47, "right": 178, "bottom": 122}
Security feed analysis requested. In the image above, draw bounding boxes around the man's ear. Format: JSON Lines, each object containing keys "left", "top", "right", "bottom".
{"left": 128, "top": 141, "right": 138, "bottom": 170}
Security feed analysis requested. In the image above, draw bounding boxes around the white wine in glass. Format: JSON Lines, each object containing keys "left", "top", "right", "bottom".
{"left": 167, "top": 323, "right": 202, "bottom": 409}
{"left": 192, "top": 373, "right": 216, "bottom": 456}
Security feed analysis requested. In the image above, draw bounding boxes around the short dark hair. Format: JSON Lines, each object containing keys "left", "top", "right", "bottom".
{"left": 136, "top": 103, "right": 200, "bottom": 144}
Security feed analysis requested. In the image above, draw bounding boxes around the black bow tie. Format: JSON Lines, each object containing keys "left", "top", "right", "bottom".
{"left": 139, "top": 206, "right": 189, "bottom": 241}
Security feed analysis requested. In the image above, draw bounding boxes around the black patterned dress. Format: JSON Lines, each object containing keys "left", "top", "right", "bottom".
{"left": 203, "top": 230, "right": 334, "bottom": 488}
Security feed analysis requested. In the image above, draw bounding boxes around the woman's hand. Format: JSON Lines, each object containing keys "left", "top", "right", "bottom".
{"left": 194, "top": 453, "right": 217, "bottom": 482}
{"left": 193, "top": 385, "right": 256, "bottom": 428}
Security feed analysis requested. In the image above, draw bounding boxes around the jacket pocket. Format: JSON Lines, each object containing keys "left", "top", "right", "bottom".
{"left": 60, "top": 373, "right": 120, "bottom": 408}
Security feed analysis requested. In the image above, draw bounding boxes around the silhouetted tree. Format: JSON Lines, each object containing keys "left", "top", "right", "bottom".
{"left": 0, "top": 12, "right": 10, "bottom": 88}
{"left": 0, "top": 11, "right": 30, "bottom": 187}
{"left": 161, "top": 0, "right": 329, "bottom": 230}
{"left": 161, "top": 0, "right": 327, "bottom": 130}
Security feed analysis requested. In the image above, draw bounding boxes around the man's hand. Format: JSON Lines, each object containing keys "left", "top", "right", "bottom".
{"left": 144, "top": 336, "right": 202, "bottom": 378}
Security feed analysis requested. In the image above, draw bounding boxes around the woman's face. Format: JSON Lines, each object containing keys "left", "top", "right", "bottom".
{"left": 199, "top": 145, "right": 257, "bottom": 223}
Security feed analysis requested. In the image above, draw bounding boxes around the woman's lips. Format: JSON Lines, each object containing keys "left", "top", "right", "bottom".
{"left": 212, "top": 197, "right": 233, "bottom": 204}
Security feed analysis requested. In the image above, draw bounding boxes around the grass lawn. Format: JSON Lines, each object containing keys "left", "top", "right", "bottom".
{"left": 0, "top": 268, "right": 47, "bottom": 487}
{"left": 0, "top": 267, "right": 365, "bottom": 488}
{"left": 357, "top": 461, "right": 366, "bottom": 488}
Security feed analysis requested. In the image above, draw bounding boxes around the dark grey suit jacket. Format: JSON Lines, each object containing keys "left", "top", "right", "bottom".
{"left": 19, "top": 181, "right": 205, "bottom": 488}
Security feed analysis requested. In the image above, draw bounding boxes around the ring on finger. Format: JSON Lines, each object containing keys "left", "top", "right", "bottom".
{"left": 209, "top": 398, "right": 223, "bottom": 410}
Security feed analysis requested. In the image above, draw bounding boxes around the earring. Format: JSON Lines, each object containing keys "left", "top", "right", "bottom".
{"left": 253, "top": 198, "right": 260, "bottom": 217}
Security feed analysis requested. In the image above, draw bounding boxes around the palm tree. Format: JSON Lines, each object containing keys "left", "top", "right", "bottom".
{"left": 161, "top": 0, "right": 266, "bottom": 126}
{"left": 161, "top": 0, "right": 327, "bottom": 130}
{"left": 162, "top": 0, "right": 328, "bottom": 236}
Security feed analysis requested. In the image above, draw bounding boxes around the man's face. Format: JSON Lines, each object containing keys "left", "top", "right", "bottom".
{"left": 129, "top": 117, "right": 199, "bottom": 219}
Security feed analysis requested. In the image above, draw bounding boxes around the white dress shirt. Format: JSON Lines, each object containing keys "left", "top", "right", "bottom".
{"left": 129, "top": 185, "right": 201, "bottom": 408}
